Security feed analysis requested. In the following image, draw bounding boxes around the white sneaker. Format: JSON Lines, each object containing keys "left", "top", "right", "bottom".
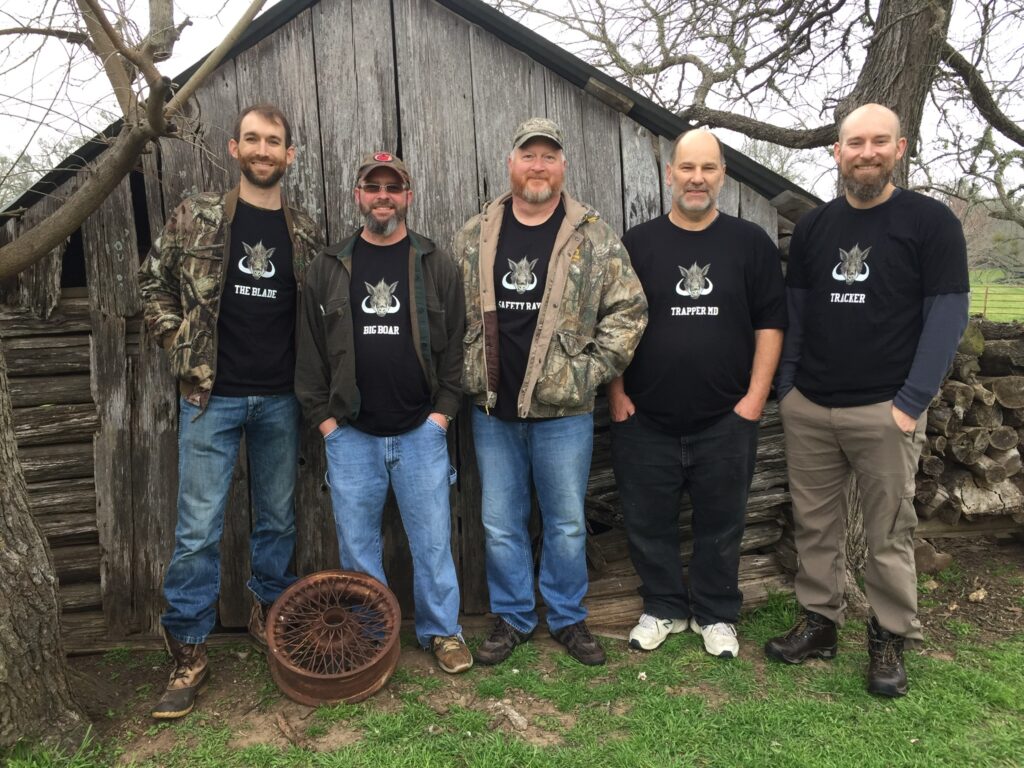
{"left": 628, "top": 613, "right": 686, "bottom": 651}
{"left": 691, "top": 618, "right": 739, "bottom": 658}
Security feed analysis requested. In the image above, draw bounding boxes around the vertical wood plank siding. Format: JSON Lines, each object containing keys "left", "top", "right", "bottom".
{"left": 5, "top": 0, "right": 794, "bottom": 646}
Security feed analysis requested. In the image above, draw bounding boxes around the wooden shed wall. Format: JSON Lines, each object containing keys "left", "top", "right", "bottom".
{"left": 3, "top": 0, "right": 786, "bottom": 649}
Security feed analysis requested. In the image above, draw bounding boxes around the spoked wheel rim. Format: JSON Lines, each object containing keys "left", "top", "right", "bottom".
{"left": 266, "top": 570, "right": 402, "bottom": 705}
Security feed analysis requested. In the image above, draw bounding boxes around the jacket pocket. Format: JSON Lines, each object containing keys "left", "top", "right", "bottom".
{"left": 323, "top": 297, "right": 351, "bottom": 366}
{"left": 426, "top": 303, "right": 447, "bottom": 354}
{"left": 534, "top": 330, "right": 597, "bottom": 408}
{"left": 461, "top": 321, "right": 485, "bottom": 394}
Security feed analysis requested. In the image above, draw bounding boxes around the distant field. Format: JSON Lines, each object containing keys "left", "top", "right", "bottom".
{"left": 970, "top": 270, "right": 1024, "bottom": 321}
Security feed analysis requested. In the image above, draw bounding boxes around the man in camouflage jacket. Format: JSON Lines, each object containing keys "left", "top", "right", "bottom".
{"left": 454, "top": 117, "right": 647, "bottom": 668}
{"left": 138, "top": 105, "right": 323, "bottom": 721}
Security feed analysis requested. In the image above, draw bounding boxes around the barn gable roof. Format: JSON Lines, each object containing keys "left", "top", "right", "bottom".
{"left": 4, "top": 0, "right": 820, "bottom": 216}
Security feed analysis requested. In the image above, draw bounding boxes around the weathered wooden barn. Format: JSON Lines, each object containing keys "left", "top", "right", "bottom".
{"left": 1, "top": 0, "right": 818, "bottom": 650}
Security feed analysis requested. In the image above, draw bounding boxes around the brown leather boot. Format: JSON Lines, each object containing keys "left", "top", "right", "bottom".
{"left": 764, "top": 609, "right": 838, "bottom": 664}
{"left": 866, "top": 617, "right": 908, "bottom": 697}
{"left": 152, "top": 629, "right": 209, "bottom": 719}
{"left": 248, "top": 594, "right": 270, "bottom": 652}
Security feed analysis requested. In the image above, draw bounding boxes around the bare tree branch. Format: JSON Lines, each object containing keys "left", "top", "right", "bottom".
{"left": 0, "top": 27, "right": 95, "bottom": 52}
{"left": 941, "top": 42, "right": 1024, "bottom": 148}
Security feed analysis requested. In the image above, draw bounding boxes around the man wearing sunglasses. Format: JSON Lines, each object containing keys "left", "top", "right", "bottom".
{"left": 295, "top": 152, "right": 470, "bottom": 675}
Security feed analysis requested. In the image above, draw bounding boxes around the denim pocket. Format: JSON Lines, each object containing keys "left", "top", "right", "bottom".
{"left": 425, "top": 416, "right": 448, "bottom": 435}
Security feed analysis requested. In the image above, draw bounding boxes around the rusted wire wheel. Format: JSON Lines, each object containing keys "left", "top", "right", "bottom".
{"left": 265, "top": 570, "right": 401, "bottom": 706}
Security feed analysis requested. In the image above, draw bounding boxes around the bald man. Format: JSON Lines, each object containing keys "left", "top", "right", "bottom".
{"left": 765, "top": 104, "right": 969, "bottom": 697}
{"left": 609, "top": 129, "right": 786, "bottom": 659}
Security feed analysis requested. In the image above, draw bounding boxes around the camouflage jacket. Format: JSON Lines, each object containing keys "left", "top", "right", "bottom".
{"left": 453, "top": 191, "right": 648, "bottom": 418}
{"left": 138, "top": 186, "right": 324, "bottom": 406}
{"left": 294, "top": 229, "right": 465, "bottom": 430}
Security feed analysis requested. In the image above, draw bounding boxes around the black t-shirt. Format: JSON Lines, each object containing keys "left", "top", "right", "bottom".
{"left": 788, "top": 189, "right": 969, "bottom": 408}
{"left": 349, "top": 236, "right": 430, "bottom": 436}
{"left": 493, "top": 201, "right": 566, "bottom": 421}
{"left": 214, "top": 200, "right": 297, "bottom": 396}
{"left": 622, "top": 213, "right": 787, "bottom": 435}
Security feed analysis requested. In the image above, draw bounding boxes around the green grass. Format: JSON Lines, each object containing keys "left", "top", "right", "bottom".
{"left": 7, "top": 596, "right": 1024, "bottom": 768}
{"left": 969, "top": 270, "right": 1024, "bottom": 321}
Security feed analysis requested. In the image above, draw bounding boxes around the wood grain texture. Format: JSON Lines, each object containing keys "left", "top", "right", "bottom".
{"left": 81, "top": 174, "right": 141, "bottom": 317}
{"left": 89, "top": 311, "right": 135, "bottom": 635}
{"left": 739, "top": 182, "right": 778, "bottom": 243}
{"left": 579, "top": 93, "right": 623, "bottom": 234}
{"left": 293, "top": 427, "right": 338, "bottom": 578}
{"left": 312, "top": 0, "right": 397, "bottom": 240}
{"left": 468, "top": 24, "right": 545, "bottom": 212}
{"left": 394, "top": 0, "right": 479, "bottom": 252}
{"left": 11, "top": 403, "right": 98, "bottom": 446}
{"left": 235, "top": 8, "right": 326, "bottom": 230}
{"left": 619, "top": 117, "right": 662, "bottom": 231}
{"left": 8, "top": 374, "right": 92, "bottom": 408}
{"left": 129, "top": 328, "right": 179, "bottom": 635}
{"left": 544, "top": 71, "right": 589, "bottom": 199}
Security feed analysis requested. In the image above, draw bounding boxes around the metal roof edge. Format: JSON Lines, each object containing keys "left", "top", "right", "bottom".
{"left": 4, "top": 0, "right": 822, "bottom": 217}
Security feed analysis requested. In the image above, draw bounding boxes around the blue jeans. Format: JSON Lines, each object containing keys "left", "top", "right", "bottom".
{"left": 471, "top": 408, "right": 593, "bottom": 633}
{"left": 324, "top": 418, "right": 461, "bottom": 647}
{"left": 611, "top": 411, "right": 758, "bottom": 624}
{"left": 162, "top": 394, "right": 300, "bottom": 644}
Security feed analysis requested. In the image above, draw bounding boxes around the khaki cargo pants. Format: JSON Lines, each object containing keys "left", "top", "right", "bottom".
{"left": 780, "top": 388, "right": 925, "bottom": 643}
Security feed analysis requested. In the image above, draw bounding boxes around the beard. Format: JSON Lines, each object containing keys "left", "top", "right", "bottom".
{"left": 239, "top": 155, "right": 286, "bottom": 189}
{"left": 361, "top": 200, "right": 406, "bottom": 237}
{"left": 512, "top": 175, "right": 560, "bottom": 205}
{"left": 674, "top": 185, "right": 716, "bottom": 215}
{"left": 841, "top": 163, "right": 893, "bottom": 202}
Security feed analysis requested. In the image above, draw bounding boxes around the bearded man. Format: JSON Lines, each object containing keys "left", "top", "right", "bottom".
{"left": 453, "top": 118, "right": 647, "bottom": 667}
{"left": 765, "top": 103, "right": 969, "bottom": 697}
{"left": 139, "top": 104, "right": 324, "bottom": 718}
{"left": 295, "top": 153, "right": 471, "bottom": 675}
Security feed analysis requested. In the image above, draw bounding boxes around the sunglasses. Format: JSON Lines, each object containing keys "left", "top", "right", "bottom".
{"left": 358, "top": 182, "right": 408, "bottom": 194}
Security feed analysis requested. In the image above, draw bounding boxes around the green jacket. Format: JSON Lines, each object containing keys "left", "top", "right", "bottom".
{"left": 294, "top": 229, "right": 465, "bottom": 430}
{"left": 454, "top": 191, "right": 648, "bottom": 418}
{"left": 138, "top": 187, "right": 323, "bottom": 407}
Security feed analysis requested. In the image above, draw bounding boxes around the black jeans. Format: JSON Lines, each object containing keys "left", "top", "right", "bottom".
{"left": 610, "top": 411, "right": 758, "bottom": 624}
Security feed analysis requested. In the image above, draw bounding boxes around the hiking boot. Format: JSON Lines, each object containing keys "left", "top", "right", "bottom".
{"left": 550, "top": 621, "right": 606, "bottom": 666}
{"left": 628, "top": 613, "right": 687, "bottom": 651}
{"left": 248, "top": 594, "right": 270, "bottom": 652}
{"left": 866, "top": 617, "right": 908, "bottom": 698}
{"left": 152, "top": 629, "right": 209, "bottom": 719}
{"left": 475, "top": 618, "right": 532, "bottom": 666}
{"left": 764, "top": 609, "right": 838, "bottom": 664}
{"left": 431, "top": 635, "right": 474, "bottom": 674}
{"left": 691, "top": 619, "right": 739, "bottom": 659}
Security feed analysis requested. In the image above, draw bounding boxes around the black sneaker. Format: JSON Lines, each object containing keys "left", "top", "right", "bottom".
{"left": 550, "top": 621, "right": 606, "bottom": 666}
{"left": 475, "top": 618, "right": 532, "bottom": 665}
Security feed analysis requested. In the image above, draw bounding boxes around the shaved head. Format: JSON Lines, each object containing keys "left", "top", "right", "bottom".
{"left": 838, "top": 103, "right": 902, "bottom": 144}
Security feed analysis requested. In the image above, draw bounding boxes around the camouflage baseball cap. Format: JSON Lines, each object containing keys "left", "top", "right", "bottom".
{"left": 356, "top": 152, "right": 411, "bottom": 186}
{"left": 511, "top": 117, "right": 564, "bottom": 149}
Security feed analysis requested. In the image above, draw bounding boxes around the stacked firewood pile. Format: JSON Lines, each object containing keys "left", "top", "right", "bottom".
{"left": 581, "top": 400, "right": 792, "bottom": 624}
{"left": 916, "top": 319, "right": 1024, "bottom": 532}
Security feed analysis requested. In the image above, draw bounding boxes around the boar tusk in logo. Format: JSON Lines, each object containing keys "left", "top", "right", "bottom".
{"left": 675, "top": 262, "right": 713, "bottom": 300}
{"left": 239, "top": 241, "right": 276, "bottom": 279}
{"left": 832, "top": 244, "right": 871, "bottom": 285}
{"left": 501, "top": 256, "right": 539, "bottom": 294}
{"left": 361, "top": 279, "right": 401, "bottom": 317}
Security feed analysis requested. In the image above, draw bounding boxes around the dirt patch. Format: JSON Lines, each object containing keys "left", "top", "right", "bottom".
{"left": 67, "top": 535, "right": 1023, "bottom": 763}
{"left": 914, "top": 535, "right": 1024, "bottom": 648}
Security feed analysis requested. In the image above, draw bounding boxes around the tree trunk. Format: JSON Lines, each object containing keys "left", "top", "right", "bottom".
{"left": 837, "top": 0, "right": 954, "bottom": 182}
{"left": 0, "top": 344, "right": 85, "bottom": 749}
